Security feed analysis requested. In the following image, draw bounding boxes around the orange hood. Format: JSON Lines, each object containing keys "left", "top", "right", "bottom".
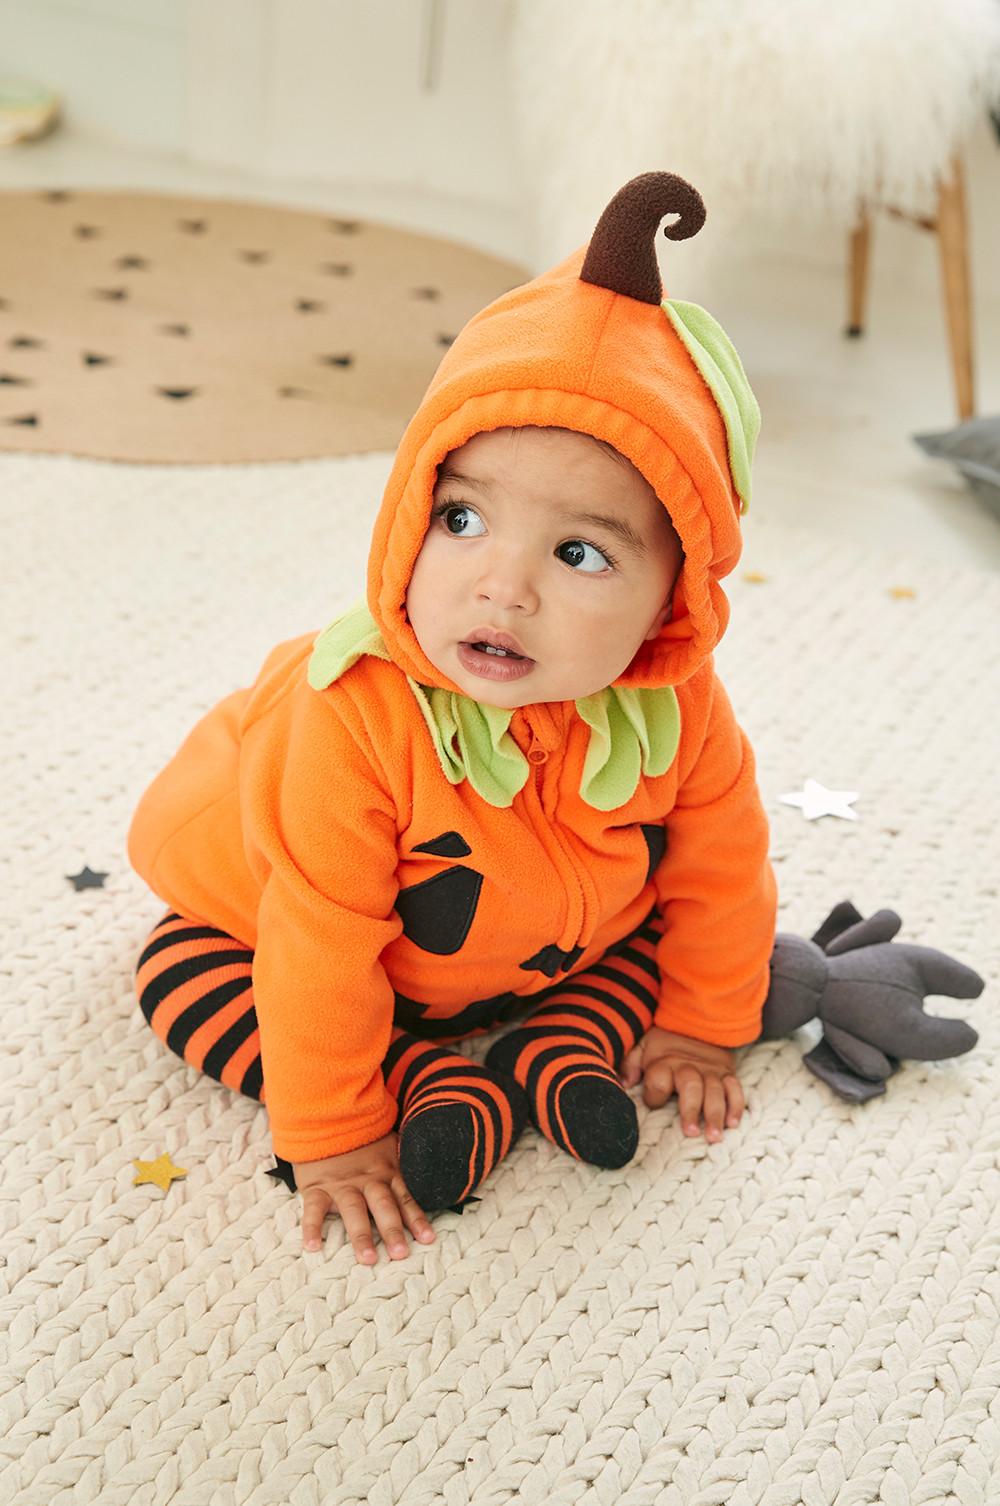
{"left": 366, "top": 172, "right": 761, "bottom": 692}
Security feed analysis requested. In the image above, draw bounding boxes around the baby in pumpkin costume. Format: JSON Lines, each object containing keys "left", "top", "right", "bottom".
{"left": 128, "top": 173, "right": 778, "bottom": 1264}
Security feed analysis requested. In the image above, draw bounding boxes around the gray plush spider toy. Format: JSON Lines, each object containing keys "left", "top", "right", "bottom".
{"left": 754, "top": 901, "right": 984, "bottom": 1102}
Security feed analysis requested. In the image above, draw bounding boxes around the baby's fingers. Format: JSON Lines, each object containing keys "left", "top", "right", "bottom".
{"left": 392, "top": 1176, "right": 436, "bottom": 1248}
{"left": 724, "top": 1073, "right": 746, "bottom": 1127}
{"left": 702, "top": 1074, "right": 728, "bottom": 1140}
{"left": 640, "top": 1059, "right": 674, "bottom": 1109}
{"left": 620, "top": 1045, "right": 643, "bottom": 1087}
{"left": 675, "top": 1064, "right": 706, "bottom": 1134}
{"left": 332, "top": 1187, "right": 380, "bottom": 1264}
{"left": 366, "top": 1183, "right": 412, "bottom": 1261}
{"left": 301, "top": 1185, "right": 334, "bottom": 1254}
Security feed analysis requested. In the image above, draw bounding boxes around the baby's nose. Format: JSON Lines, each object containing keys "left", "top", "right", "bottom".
{"left": 475, "top": 555, "right": 539, "bottom": 613}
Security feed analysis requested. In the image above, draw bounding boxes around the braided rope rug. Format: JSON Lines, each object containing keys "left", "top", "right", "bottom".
{"left": 3, "top": 451, "right": 998, "bottom": 1505}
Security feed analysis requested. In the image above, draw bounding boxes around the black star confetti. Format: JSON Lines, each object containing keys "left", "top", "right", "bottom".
{"left": 0, "top": 373, "right": 31, "bottom": 385}
{"left": 319, "top": 353, "right": 354, "bottom": 368}
{"left": 178, "top": 219, "right": 208, "bottom": 234}
{"left": 92, "top": 288, "right": 129, "bottom": 302}
{"left": 327, "top": 219, "right": 360, "bottom": 233}
{"left": 67, "top": 865, "right": 108, "bottom": 891}
{"left": 159, "top": 324, "right": 190, "bottom": 337}
{"left": 74, "top": 225, "right": 101, "bottom": 239}
{"left": 296, "top": 299, "right": 324, "bottom": 313}
{"left": 447, "top": 1194, "right": 481, "bottom": 1214}
{"left": 157, "top": 387, "right": 198, "bottom": 401}
{"left": 267, "top": 1158, "right": 297, "bottom": 1193}
{"left": 83, "top": 353, "right": 113, "bottom": 367}
{"left": 115, "top": 255, "right": 149, "bottom": 270}
{"left": 5, "top": 414, "right": 38, "bottom": 427}
{"left": 437, "top": 333, "right": 456, "bottom": 347}
{"left": 9, "top": 336, "right": 44, "bottom": 349}
{"left": 411, "top": 287, "right": 441, "bottom": 300}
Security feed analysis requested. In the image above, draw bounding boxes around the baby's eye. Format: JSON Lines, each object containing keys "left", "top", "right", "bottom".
{"left": 557, "top": 539, "right": 614, "bottom": 573}
{"left": 435, "top": 502, "right": 486, "bottom": 537}
{"left": 431, "top": 501, "right": 615, "bottom": 572}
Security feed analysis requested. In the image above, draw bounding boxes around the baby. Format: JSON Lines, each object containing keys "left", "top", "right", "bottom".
{"left": 127, "top": 172, "right": 777, "bottom": 1265}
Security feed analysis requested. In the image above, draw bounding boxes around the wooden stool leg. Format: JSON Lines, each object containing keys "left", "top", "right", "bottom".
{"left": 936, "top": 156, "right": 975, "bottom": 421}
{"left": 846, "top": 206, "right": 872, "bottom": 337}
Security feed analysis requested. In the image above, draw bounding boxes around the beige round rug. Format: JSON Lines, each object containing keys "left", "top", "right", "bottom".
{"left": 0, "top": 188, "right": 527, "bottom": 463}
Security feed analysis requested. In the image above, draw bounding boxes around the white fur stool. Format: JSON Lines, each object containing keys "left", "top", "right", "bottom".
{"left": 509, "top": 0, "right": 1000, "bottom": 419}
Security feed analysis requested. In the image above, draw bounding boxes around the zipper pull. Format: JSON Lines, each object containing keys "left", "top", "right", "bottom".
{"left": 527, "top": 739, "right": 548, "bottom": 765}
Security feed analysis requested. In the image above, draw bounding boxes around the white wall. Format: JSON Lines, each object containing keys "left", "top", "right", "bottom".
{"left": 185, "top": 0, "right": 519, "bottom": 209}
{"left": 0, "top": 0, "right": 521, "bottom": 211}
{"left": 0, "top": 0, "right": 185, "bottom": 153}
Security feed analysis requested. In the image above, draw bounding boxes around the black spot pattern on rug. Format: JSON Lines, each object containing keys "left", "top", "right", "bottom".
{"left": 0, "top": 188, "right": 527, "bottom": 458}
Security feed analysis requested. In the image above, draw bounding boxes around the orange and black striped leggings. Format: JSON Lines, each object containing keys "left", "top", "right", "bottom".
{"left": 134, "top": 905, "right": 663, "bottom": 1122}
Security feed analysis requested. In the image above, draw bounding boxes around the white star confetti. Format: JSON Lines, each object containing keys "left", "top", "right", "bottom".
{"left": 779, "top": 778, "right": 860, "bottom": 821}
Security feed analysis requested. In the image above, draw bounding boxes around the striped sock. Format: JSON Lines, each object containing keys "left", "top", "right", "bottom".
{"left": 484, "top": 920, "right": 659, "bottom": 1168}
{"left": 135, "top": 910, "right": 529, "bottom": 1208}
{"left": 383, "top": 1031, "right": 530, "bottom": 1211}
{"left": 135, "top": 912, "right": 265, "bottom": 1098}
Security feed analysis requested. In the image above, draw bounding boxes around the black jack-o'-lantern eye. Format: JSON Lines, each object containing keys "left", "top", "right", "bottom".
{"left": 397, "top": 830, "right": 481, "bottom": 955}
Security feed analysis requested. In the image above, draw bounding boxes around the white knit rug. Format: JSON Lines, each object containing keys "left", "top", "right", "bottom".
{"left": 3, "top": 452, "right": 998, "bottom": 1505}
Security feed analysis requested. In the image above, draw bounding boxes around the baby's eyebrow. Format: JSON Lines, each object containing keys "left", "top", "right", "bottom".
{"left": 558, "top": 508, "right": 648, "bottom": 557}
{"left": 435, "top": 468, "right": 648, "bottom": 557}
{"left": 436, "top": 468, "right": 490, "bottom": 494}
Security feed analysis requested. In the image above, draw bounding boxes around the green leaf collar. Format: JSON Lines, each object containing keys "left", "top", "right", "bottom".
{"left": 307, "top": 602, "right": 682, "bottom": 810}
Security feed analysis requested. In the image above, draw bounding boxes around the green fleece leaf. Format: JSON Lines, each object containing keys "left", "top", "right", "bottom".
{"left": 408, "top": 682, "right": 529, "bottom": 806}
{"left": 307, "top": 600, "right": 681, "bottom": 809}
{"left": 307, "top": 599, "right": 390, "bottom": 689}
{"left": 663, "top": 298, "right": 761, "bottom": 513}
{"left": 576, "top": 685, "right": 681, "bottom": 811}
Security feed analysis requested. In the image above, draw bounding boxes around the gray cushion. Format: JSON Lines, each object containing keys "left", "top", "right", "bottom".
{"left": 914, "top": 416, "right": 1000, "bottom": 521}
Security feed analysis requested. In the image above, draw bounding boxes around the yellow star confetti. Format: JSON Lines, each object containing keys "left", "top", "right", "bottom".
{"left": 743, "top": 571, "right": 768, "bottom": 584}
{"left": 889, "top": 586, "right": 916, "bottom": 600}
{"left": 133, "top": 1152, "right": 188, "bottom": 1191}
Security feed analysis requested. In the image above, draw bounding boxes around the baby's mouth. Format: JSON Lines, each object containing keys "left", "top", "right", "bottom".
{"left": 464, "top": 641, "right": 526, "bottom": 659}
{"left": 456, "top": 637, "right": 537, "bottom": 678}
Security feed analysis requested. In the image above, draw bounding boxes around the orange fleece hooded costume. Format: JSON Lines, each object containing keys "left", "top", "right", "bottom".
{"left": 128, "top": 173, "right": 778, "bottom": 1164}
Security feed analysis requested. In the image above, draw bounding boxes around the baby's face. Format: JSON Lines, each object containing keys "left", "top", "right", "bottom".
{"left": 405, "top": 427, "right": 683, "bottom": 707}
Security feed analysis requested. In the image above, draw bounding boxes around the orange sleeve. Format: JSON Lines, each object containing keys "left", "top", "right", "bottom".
{"left": 240, "top": 677, "right": 403, "bottom": 1162}
{"left": 651, "top": 672, "right": 777, "bottom": 1047}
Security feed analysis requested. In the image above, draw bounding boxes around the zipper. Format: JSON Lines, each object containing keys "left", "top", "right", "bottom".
{"left": 515, "top": 703, "right": 596, "bottom": 947}
{"left": 520, "top": 701, "right": 557, "bottom": 791}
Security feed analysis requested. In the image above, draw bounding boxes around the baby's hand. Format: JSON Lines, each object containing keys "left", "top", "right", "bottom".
{"left": 292, "top": 1130, "right": 436, "bottom": 1263}
{"left": 619, "top": 1025, "right": 746, "bottom": 1143}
